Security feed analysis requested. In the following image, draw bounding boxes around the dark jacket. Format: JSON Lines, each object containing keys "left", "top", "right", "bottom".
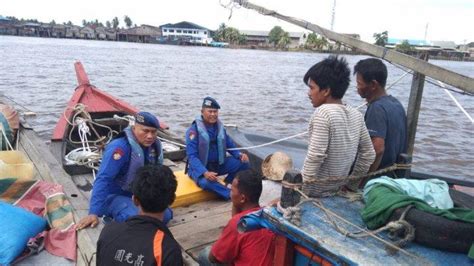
{"left": 97, "top": 215, "right": 183, "bottom": 266}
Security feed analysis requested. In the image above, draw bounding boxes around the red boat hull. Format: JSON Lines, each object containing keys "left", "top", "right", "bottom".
{"left": 52, "top": 62, "right": 167, "bottom": 141}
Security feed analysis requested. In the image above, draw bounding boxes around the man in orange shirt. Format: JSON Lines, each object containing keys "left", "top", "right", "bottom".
{"left": 198, "top": 169, "right": 276, "bottom": 265}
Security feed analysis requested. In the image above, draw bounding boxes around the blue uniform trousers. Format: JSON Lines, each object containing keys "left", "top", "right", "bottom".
{"left": 193, "top": 157, "right": 249, "bottom": 200}
{"left": 104, "top": 195, "right": 173, "bottom": 224}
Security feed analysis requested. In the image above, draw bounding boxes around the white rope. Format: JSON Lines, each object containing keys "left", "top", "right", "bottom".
{"left": 0, "top": 127, "right": 14, "bottom": 150}
{"left": 227, "top": 131, "right": 308, "bottom": 151}
{"left": 228, "top": 69, "right": 411, "bottom": 151}
{"left": 437, "top": 81, "right": 474, "bottom": 124}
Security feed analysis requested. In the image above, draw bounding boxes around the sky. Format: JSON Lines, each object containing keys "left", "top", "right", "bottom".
{"left": 2, "top": 0, "right": 473, "bottom": 44}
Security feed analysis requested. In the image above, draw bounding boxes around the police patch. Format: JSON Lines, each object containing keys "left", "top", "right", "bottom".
{"left": 189, "top": 131, "right": 196, "bottom": 140}
{"left": 113, "top": 148, "right": 124, "bottom": 160}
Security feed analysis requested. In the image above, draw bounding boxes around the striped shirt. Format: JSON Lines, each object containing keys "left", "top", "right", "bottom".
{"left": 302, "top": 104, "right": 375, "bottom": 183}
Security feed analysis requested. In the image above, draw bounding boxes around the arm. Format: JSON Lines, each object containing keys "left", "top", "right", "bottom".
{"left": 364, "top": 104, "right": 387, "bottom": 172}
{"left": 225, "top": 129, "right": 241, "bottom": 159}
{"left": 186, "top": 125, "right": 208, "bottom": 177}
{"left": 77, "top": 141, "right": 128, "bottom": 229}
{"left": 302, "top": 111, "right": 329, "bottom": 182}
{"left": 210, "top": 217, "right": 240, "bottom": 264}
{"left": 351, "top": 122, "right": 376, "bottom": 177}
{"left": 369, "top": 137, "right": 385, "bottom": 172}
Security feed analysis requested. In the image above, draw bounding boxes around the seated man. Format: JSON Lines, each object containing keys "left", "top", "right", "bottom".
{"left": 97, "top": 165, "right": 183, "bottom": 266}
{"left": 354, "top": 58, "right": 408, "bottom": 180}
{"left": 77, "top": 112, "right": 172, "bottom": 230}
{"left": 198, "top": 169, "right": 275, "bottom": 265}
{"left": 302, "top": 56, "right": 375, "bottom": 195}
{"left": 185, "top": 96, "right": 249, "bottom": 200}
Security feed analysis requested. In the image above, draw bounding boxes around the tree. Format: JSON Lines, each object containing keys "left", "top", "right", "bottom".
{"left": 396, "top": 40, "right": 414, "bottom": 53}
{"left": 277, "top": 31, "right": 291, "bottom": 49}
{"left": 305, "top": 33, "right": 328, "bottom": 50}
{"left": 268, "top": 26, "right": 284, "bottom": 46}
{"left": 66, "top": 21, "right": 73, "bottom": 26}
{"left": 124, "top": 15, "right": 132, "bottom": 28}
{"left": 213, "top": 23, "right": 246, "bottom": 45}
{"left": 112, "top": 17, "right": 119, "bottom": 29}
{"left": 50, "top": 20, "right": 56, "bottom": 25}
{"left": 105, "top": 21, "right": 111, "bottom": 28}
{"left": 373, "top": 31, "right": 388, "bottom": 47}
{"left": 82, "top": 19, "right": 87, "bottom": 27}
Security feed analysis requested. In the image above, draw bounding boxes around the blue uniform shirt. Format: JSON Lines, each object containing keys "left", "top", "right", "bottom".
{"left": 365, "top": 95, "right": 408, "bottom": 169}
{"left": 89, "top": 136, "right": 157, "bottom": 216}
{"left": 186, "top": 122, "right": 240, "bottom": 178}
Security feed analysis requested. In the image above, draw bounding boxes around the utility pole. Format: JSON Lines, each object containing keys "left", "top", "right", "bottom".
{"left": 424, "top": 23, "right": 429, "bottom": 42}
{"left": 330, "top": 0, "right": 336, "bottom": 31}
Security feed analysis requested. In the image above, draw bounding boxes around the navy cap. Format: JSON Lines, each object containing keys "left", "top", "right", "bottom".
{"left": 135, "top": 112, "right": 160, "bottom": 129}
{"left": 202, "top": 96, "right": 220, "bottom": 109}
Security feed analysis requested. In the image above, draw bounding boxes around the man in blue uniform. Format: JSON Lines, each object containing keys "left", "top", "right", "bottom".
{"left": 186, "top": 97, "right": 249, "bottom": 200}
{"left": 77, "top": 111, "right": 172, "bottom": 230}
{"left": 354, "top": 58, "right": 408, "bottom": 180}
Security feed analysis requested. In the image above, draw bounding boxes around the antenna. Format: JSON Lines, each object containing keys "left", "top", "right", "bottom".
{"left": 330, "top": 0, "right": 336, "bottom": 31}
{"left": 424, "top": 23, "right": 429, "bottom": 41}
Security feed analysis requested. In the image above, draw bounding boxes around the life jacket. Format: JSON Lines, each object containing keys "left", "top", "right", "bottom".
{"left": 118, "top": 126, "right": 163, "bottom": 191}
{"left": 194, "top": 116, "right": 226, "bottom": 166}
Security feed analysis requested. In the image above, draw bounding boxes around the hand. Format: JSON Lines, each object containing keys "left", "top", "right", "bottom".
{"left": 76, "top": 214, "right": 99, "bottom": 230}
{"left": 203, "top": 171, "right": 218, "bottom": 182}
{"left": 240, "top": 153, "right": 249, "bottom": 162}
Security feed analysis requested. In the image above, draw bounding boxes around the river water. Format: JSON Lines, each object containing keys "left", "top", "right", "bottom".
{"left": 1, "top": 36, "right": 473, "bottom": 179}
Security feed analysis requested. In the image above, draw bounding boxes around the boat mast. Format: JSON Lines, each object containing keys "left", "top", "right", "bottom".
{"left": 229, "top": 0, "right": 474, "bottom": 94}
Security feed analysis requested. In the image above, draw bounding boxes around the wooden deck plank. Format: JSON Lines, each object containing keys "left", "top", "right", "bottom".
{"left": 18, "top": 126, "right": 98, "bottom": 265}
{"left": 170, "top": 210, "right": 231, "bottom": 251}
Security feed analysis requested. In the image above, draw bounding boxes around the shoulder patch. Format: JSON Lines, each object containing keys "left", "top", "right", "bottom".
{"left": 113, "top": 148, "right": 124, "bottom": 160}
{"left": 189, "top": 131, "right": 196, "bottom": 140}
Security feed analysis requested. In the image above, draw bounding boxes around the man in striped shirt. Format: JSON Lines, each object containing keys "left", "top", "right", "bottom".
{"left": 302, "top": 56, "right": 375, "bottom": 197}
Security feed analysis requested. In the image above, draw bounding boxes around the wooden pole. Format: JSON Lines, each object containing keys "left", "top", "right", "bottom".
{"left": 280, "top": 169, "right": 302, "bottom": 208}
{"left": 231, "top": 0, "right": 474, "bottom": 93}
{"left": 407, "top": 53, "right": 429, "bottom": 157}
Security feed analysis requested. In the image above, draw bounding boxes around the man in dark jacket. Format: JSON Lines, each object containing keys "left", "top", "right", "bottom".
{"left": 97, "top": 165, "right": 182, "bottom": 266}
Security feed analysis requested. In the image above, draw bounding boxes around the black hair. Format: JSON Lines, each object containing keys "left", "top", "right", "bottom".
{"left": 303, "top": 55, "right": 350, "bottom": 99}
{"left": 353, "top": 58, "right": 388, "bottom": 87}
{"left": 132, "top": 165, "right": 177, "bottom": 213}
{"left": 235, "top": 169, "right": 263, "bottom": 204}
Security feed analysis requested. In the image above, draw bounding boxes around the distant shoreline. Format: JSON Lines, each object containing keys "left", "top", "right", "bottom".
{"left": 2, "top": 34, "right": 473, "bottom": 62}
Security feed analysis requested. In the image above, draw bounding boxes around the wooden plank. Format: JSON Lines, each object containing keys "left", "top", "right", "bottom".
{"left": 171, "top": 199, "right": 230, "bottom": 218}
{"left": 234, "top": 0, "right": 474, "bottom": 93}
{"left": 169, "top": 201, "right": 231, "bottom": 227}
{"left": 407, "top": 53, "right": 429, "bottom": 156}
{"left": 170, "top": 211, "right": 230, "bottom": 250}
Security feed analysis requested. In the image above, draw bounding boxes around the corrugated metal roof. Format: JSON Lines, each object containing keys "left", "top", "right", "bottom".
{"left": 160, "top": 21, "right": 209, "bottom": 30}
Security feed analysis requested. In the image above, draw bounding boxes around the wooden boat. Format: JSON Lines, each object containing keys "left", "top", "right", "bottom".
{"left": 222, "top": 1, "right": 474, "bottom": 264}
{"left": 7, "top": 61, "right": 282, "bottom": 265}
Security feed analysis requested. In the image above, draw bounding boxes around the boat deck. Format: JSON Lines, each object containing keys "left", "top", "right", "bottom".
{"left": 17, "top": 120, "right": 243, "bottom": 265}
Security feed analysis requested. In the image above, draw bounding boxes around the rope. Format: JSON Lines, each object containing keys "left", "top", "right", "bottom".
{"left": 291, "top": 187, "right": 420, "bottom": 259}
{"left": 437, "top": 81, "right": 474, "bottom": 124}
{"left": 227, "top": 131, "right": 308, "bottom": 151}
{"left": 0, "top": 127, "right": 14, "bottom": 150}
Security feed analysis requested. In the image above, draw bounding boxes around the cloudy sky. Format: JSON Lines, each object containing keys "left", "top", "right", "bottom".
{"left": 2, "top": 0, "right": 473, "bottom": 43}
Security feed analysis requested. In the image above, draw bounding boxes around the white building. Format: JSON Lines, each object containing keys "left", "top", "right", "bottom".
{"left": 160, "top": 21, "right": 212, "bottom": 44}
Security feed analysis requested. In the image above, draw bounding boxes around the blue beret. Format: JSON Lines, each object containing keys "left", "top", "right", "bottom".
{"left": 135, "top": 112, "right": 160, "bottom": 128}
{"left": 202, "top": 96, "right": 220, "bottom": 109}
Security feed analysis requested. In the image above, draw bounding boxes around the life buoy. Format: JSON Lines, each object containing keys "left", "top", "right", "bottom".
{"left": 389, "top": 189, "right": 474, "bottom": 253}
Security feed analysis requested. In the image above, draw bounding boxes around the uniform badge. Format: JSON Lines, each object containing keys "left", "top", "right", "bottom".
{"left": 189, "top": 131, "right": 196, "bottom": 140}
{"left": 113, "top": 148, "right": 124, "bottom": 160}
